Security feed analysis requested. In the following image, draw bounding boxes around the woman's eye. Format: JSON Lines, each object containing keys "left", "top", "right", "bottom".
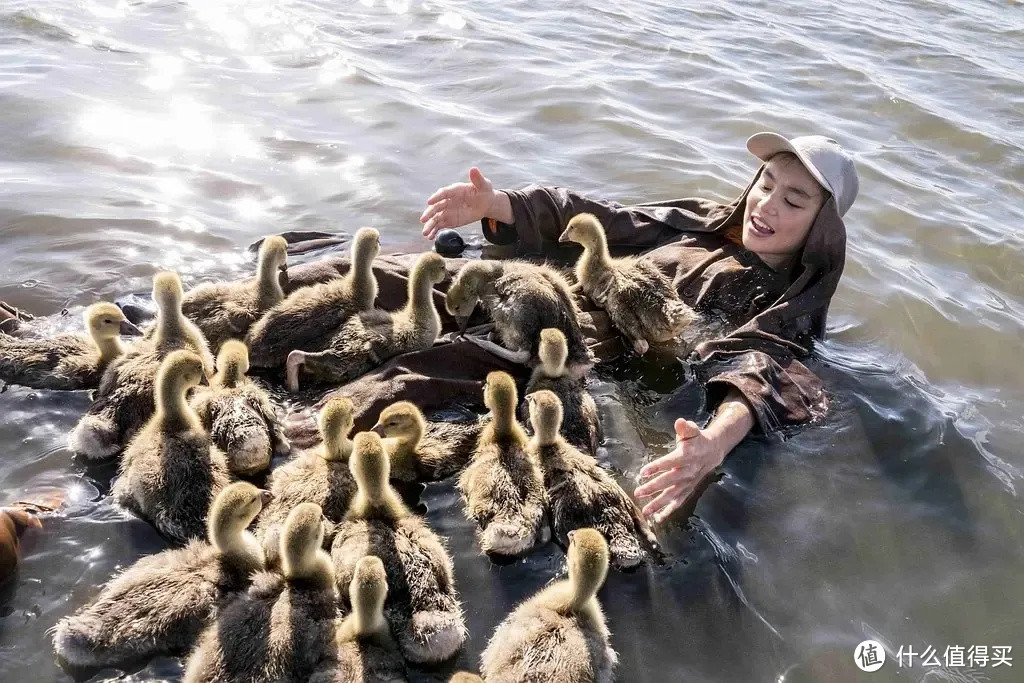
{"left": 785, "top": 199, "right": 803, "bottom": 209}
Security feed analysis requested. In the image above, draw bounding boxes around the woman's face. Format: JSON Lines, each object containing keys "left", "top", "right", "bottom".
{"left": 742, "top": 153, "right": 826, "bottom": 268}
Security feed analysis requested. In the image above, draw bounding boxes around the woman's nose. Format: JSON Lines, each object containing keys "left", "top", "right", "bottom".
{"left": 759, "top": 190, "right": 779, "bottom": 216}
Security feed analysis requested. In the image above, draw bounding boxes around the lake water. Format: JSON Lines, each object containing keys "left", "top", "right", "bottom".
{"left": 1, "top": 0, "right": 1022, "bottom": 681}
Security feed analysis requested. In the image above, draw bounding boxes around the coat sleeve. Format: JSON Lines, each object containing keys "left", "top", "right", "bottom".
{"left": 482, "top": 185, "right": 725, "bottom": 255}
{"left": 699, "top": 350, "right": 828, "bottom": 434}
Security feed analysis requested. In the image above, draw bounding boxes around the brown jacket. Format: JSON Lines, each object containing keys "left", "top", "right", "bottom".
{"left": 281, "top": 167, "right": 844, "bottom": 440}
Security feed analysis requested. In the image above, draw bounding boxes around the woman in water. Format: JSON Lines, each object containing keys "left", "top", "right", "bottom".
{"left": 419, "top": 132, "right": 858, "bottom": 523}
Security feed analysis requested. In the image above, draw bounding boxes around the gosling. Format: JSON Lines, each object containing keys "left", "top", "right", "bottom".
{"left": 181, "top": 235, "right": 289, "bottom": 351}
{"left": 111, "top": 350, "right": 231, "bottom": 544}
{"left": 285, "top": 251, "right": 446, "bottom": 392}
{"left": 190, "top": 339, "right": 287, "bottom": 476}
{"left": 445, "top": 259, "right": 593, "bottom": 374}
{"left": 69, "top": 271, "right": 214, "bottom": 459}
{"left": 184, "top": 502, "right": 339, "bottom": 682}
{"left": 307, "top": 556, "right": 407, "bottom": 683}
{"left": 246, "top": 227, "right": 380, "bottom": 368}
{"left": 53, "top": 482, "right": 271, "bottom": 668}
{"left": 458, "top": 371, "right": 548, "bottom": 557}
{"left": 521, "top": 327, "right": 602, "bottom": 457}
{"left": 528, "top": 390, "right": 658, "bottom": 569}
{"left": 480, "top": 528, "right": 617, "bottom": 683}
{"left": 559, "top": 213, "right": 695, "bottom": 355}
{"left": 332, "top": 431, "right": 467, "bottom": 664}
{"left": 370, "top": 400, "right": 481, "bottom": 482}
{"left": 0, "top": 302, "right": 140, "bottom": 390}
{"left": 255, "top": 396, "right": 357, "bottom": 544}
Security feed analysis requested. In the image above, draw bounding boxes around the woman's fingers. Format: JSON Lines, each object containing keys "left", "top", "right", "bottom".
{"left": 420, "top": 198, "right": 448, "bottom": 226}
{"left": 652, "top": 492, "right": 686, "bottom": 524}
{"left": 638, "top": 451, "right": 683, "bottom": 481}
{"left": 641, "top": 483, "right": 682, "bottom": 519}
{"left": 425, "top": 183, "right": 461, "bottom": 206}
{"left": 634, "top": 467, "right": 685, "bottom": 499}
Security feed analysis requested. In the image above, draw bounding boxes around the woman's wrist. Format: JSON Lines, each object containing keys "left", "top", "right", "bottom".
{"left": 486, "top": 190, "right": 514, "bottom": 224}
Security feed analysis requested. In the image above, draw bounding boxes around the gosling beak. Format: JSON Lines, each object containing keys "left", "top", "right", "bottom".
{"left": 370, "top": 423, "right": 387, "bottom": 437}
{"left": 258, "top": 489, "right": 274, "bottom": 507}
{"left": 278, "top": 263, "right": 288, "bottom": 274}
{"left": 119, "top": 319, "right": 143, "bottom": 336}
{"left": 456, "top": 315, "right": 471, "bottom": 336}
{"left": 557, "top": 229, "right": 571, "bottom": 244}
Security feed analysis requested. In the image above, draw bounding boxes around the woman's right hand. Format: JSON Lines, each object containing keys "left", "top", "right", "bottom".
{"left": 420, "top": 167, "right": 503, "bottom": 240}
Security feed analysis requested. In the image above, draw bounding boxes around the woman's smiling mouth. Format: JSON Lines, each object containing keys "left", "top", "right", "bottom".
{"left": 750, "top": 215, "right": 775, "bottom": 236}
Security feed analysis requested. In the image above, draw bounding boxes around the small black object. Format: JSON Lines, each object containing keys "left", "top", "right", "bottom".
{"left": 434, "top": 229, "right": 465, "bottom": 257}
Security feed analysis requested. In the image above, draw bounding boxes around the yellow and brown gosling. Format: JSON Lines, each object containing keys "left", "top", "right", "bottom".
{"left": 256, "top": 396, "right": 358, "bottom": 555}
{"left": 458, "top": 371, "right": 548, "bottom": 557}
{"left": 180, "top": 235, "right": 289, "bottom": 352}
{"left": 559, "top": 213, "right": 695, "bottom": 355}
{"left": 111, "top": 349, "right": 231, "bottom": 543}
{"left": 0, "top": 302, "right": 141, "bottom": 391}
{"left": 528, "top": 389, "right": 657, "bottom": 569}
{"left": 53, "top": 481, "right": 271, "bottom": 668}
{"left": 480, "top": 528, "right": 617, "bottom": 682}
{"left": 371, "top": 400, "right": 479, "bottom": 482}
{"left": 246, "top": 227, "right": 381, "bottom": 368}
{"left": 521, "top": 327, "right": 602, "bottom": 456}
{"left": 184, "top": 502, "right": 339, "bottom": 683}
{"left": 445, "top": 259, "right": 593, "bottom": 372}
{"left": 285, "top": 251, "right": 447, "bottom": 392}
{"left": 190, "top": 339, "right": 285, "bottom": 476}
{"left": 332, "top": 431, "right": 467, "bottom": 664}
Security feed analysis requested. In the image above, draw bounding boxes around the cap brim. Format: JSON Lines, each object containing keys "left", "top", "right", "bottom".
{"left": 746, "top": 132, "right": 834, "bottom": 199}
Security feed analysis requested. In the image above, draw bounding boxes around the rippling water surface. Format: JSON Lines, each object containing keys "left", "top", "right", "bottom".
{"left": 1, "top": 1, "right": 1022, "bottom": 681}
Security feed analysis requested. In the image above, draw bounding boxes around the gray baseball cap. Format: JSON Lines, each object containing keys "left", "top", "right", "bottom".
{"left": 746, "top": 132, "right": 859, "bottom": 217}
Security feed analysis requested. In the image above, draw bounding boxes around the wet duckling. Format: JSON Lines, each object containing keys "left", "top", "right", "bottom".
{"left": 111, "top": 350, "right": 231, "bottom": 543}
{"left": 0, "top": 302, "right": 140, "bottom": 391}
{"left": 285, "top": 251, "right": 447, "bottom": 393}
{"left": 308, "top": 556, "right": 408, "bottom": 683}
{"left": 458, "top": 371, "right": 548, "bottom": 557}
{"left": 445, "top": 260, "right": 592, "bottom": 374}
{"left": 527, "top": 390, "right": 658, "bottom": 570}
{"left": 53, "top": 482, "right": 271, "bottom": 668}
{"left": 181, "top": 235, "right": 289, "bottom": 351}
{"left": 332, "top": 432, "right": 467, "bottom": 664}
{"left": 190, "top": 340, "right": 287, "bottom": 476}
{"left": 184, "top": 502, "right": 339, "bottom": 683}
{"left": 69, "top": 271, "right": 214, "bottom": 459}
{"left": 521, "top": 328, "right": 602, "bottom": 457}
{"left": 370, "top": 401, "right": 481, "bottom": 482}
{"left": 255, "top": 396, "right": 357, "bottom": 543}
{"left": 246, "top": 228, "right": 380, "bottom": 368}
{"left": 559, "top": 213, "right": 695, "bottom": 355}
{"left": 480, "top": 528, "right": 617, "bottom": 683}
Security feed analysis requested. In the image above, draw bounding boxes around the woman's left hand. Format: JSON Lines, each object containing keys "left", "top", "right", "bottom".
{"left": 634, "top": 418, "right": 727, "bottom": 523}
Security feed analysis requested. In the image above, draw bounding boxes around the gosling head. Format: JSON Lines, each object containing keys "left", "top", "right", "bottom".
{"left": 350, "top": 431, "right": 390, "bottom": 500}
{"left": 214, "top": 339, "right": 249, "bottom": 387}
{"left": 158, "top": 349, "right": 205, "bottom": 393}
{"left": 567, "top": 528, "right": 609, "bottom": 608}
{"left": 207, "top": 481, "right": 273, "bottom": 546}
{"left": 281, "top": 502, "right": 329, "bottom": 582}
{"left": 152, "top": 271, "right": 184, "bottom": 312}
{"left": 84, "top": 302, "right": 140, "bottom": 341}
{"left": 258, "top": 235, "right": 289, "bottom": 274}
{"left": 483, "top": 371, "right": 518, "bottom": 418}
{"left": 413, "top": 251, "right": 448, "bottom": 286}
{"left": 319, "top": 396, "right": 355, "bottom": 460}
{"left": 449, "top": 674, "right": 484, "bottom": 683}
{"left": 527, "top": 389, "right": 563, "bottom": 446}
{"left": 558, "top": 213, "right": 606, "bottom": 248}
{"left": 350, "top": 555, "right": 388, "bottom": 635}
{"left": 351, "top": 227, "right": 381, "bottom": 266}
{"left": 371, "top": 401, "right": 425, "bottom": 444}
{"left": 538, "top": 328, "right": 568, "bottom": 378}
{"left": 445, "top": 262, "right": 488, "bottom": 332}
